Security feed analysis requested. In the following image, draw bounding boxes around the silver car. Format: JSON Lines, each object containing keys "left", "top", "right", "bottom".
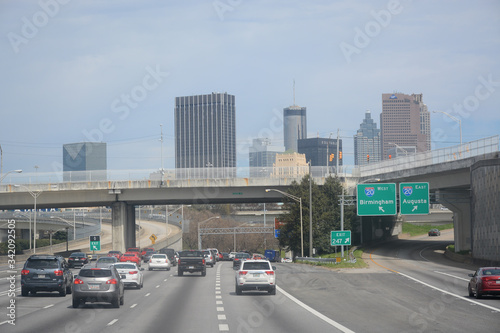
{"left": 114, "top": 262, "right": 144, "bottom": 289}
{"left": 72, "top": 265, "right": 124, "bottom": 308}
{"left": 148, "top": 254, "right": 171, "bottom": 271}
{"left": 202, "top": 250, "right": 216, "bottom": 267}
{"left": 235, "top": 260, "right": 276, "bottom": 295}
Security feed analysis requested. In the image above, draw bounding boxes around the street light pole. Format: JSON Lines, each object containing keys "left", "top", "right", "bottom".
{"left": 266, "top": 189, "right": 303, "bottom": 257}
{"left": 0, "top": 169, "right": 23, "bottom": 184}
{"left": 198, "top": 216, "right": 220, "bottom": 250}
{"left": 432, "top": 111, "right": 462, "bottom": 145}
{"left": 15, "top": 185, "right": 42, "bottom": 253}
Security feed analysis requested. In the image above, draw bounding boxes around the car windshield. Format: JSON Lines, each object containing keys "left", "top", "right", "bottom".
{"left": 26, "top": 259, "right": 59, "bottom": 269}
{"left": 242, "top": 262, "right": 271, "bottom": 270}
{"left": 70, "top": 253, "right": 85, "bottom": 257}
{"left": 179, "top": 251, "right": 202, "bottom": 257}
{"left": 79, "top": 269, "right": 112, "bottom": 277}
{"left": 114, "top": 264, "right": 136, "bottom": 270}
{"left": 98, "top": 258, "right": 116, "bottom": 262}
{"left": 151, "top": 254, "right": 166, "bottom": 259}
{"left": 483, "top": 269, "right": 500, "bottom": 275}
{"left": 236, "top": 253, "right": 251, "bottom": 259}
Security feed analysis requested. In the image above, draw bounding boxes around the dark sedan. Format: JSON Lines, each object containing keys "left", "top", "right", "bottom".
{"left": 68, "top": 252, "right": 89, "bottom": 268}
{"left": 428, "top": 229, "right": 440, "bottom": 236}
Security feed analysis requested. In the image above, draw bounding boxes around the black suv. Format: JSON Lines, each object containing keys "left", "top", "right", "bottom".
{"left": 21, "top": 255, "right": 73, "bottom": 297}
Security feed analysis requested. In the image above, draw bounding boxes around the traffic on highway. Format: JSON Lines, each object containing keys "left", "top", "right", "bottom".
{"left": 1, "top": 231, "right": 499, "bottom": 332}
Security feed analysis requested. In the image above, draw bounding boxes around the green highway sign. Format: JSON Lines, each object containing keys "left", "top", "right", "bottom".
{"left": 89, "top": 235, "right": 101, "bottom": 251}
{"left": 399, "top": 182, "right": 430, "bottom": 215}
{"left": 331, "top": 230, "right": 351, "bottom": 246}
{"left": 357, "top": 183, "right": 397, "bottom": 216}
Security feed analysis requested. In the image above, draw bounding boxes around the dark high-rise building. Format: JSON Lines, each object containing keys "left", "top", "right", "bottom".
{"left": 63, "top": 142, "right": 106, "bottom": 181}
{"left": 354, "top": 110, "right": 381, "bottom": 166}
{"left": 297, "top": 137, "right": 342, "bottom": 168}
{"left": 249, "top": 138, "right": 284, "bottom": 177}
{"left": 175, "top": 92, "right": 236, "bottom": 177}
{"left": 380, "top": 93, "right": 431, "bottom": 159}
{"left": 283, "top": 105, "right": 307, "bottom": 152}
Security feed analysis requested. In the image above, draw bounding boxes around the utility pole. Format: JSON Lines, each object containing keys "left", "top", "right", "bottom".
{"left": 309, "top": 161, "right": 313, "bottom": 257}
{"left": 336, "top": 129, "right": 340, "bottom": 177}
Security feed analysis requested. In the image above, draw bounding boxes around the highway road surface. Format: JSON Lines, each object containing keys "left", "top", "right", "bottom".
{"left": 0, "top": 229, "right": 499, "bottom": 332}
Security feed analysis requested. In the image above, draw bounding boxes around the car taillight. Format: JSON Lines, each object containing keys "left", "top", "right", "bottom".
{"left": 239, "top": 271, "right": 248, "bottom": 275}
{"left": 21, "top": 269, "right": 29, "bottom": 275}
{"left": 54, "top": 270, "right": 63, "bottom": 276}
{"left": 202, "top": 259, "right": 206, "bottom": 265}
{"left": 106, "top": 279, "right": 118, "bottom": 284}
{"left": 265, "top": 271, "right": 275, "bottom": 275}
{"left": 74, "top": 278, "right": 84, "bottom": 284}
{"left": 129, "top": 271, "right": 138, "bottom": 275}
{"left": 178, "top": 259, "right": 181, "bottom": 265}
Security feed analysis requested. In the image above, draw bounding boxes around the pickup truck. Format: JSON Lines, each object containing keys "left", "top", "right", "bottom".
{"left": 177, "top": 250, "right": 206, "bottom": 276}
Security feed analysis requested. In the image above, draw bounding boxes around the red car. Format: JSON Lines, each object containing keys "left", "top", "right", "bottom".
{"left": 120, "top": 252, "right": 141, "bottom": 267}
{"left": 468, "top": 267, "right": 500, "bottom": 299}
{"left": 107, "top": 251, "right": 122, "bottom": 259}
{"left": 127, "top": 247, "right": 142, "bottom": 259}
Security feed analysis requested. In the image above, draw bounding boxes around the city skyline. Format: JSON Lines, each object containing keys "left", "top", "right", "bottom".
{"left": 1, "top": 1, "right": 499, "bottom": 174}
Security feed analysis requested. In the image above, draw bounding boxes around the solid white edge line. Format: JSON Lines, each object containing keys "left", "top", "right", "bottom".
{"left": 43, "top": 304, "right": 54, "bottom": 309}
{"left": 107, "top": 319, "right": 118, "bottom": 326}
{"left": 434, "top": 271, "right": 470, "bottom": 282}
{"left": 277, "top": 286, "right": 356, "bottom": 333}
{"left": 398, "top": 272, "right": 500, "bottom": 313}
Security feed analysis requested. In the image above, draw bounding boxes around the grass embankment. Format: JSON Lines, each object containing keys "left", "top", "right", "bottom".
{"left": 402, "top": 222, "right": 454, "bottom": 237}
{"left": 297, "top": 249, "right": 368, "bottom": 269}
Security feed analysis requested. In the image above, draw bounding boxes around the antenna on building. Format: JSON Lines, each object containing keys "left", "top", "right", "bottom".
{"left": 293, "top": 79, "right": 296, "bottom": 106}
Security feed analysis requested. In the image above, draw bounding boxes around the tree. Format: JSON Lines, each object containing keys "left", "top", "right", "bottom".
{"left": 277, "top": 175, "right": 356, "bottom": 256}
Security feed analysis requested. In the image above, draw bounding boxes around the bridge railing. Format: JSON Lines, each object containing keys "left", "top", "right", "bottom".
{"left": 357, "top": 135, "right": 499, "bottom": 177}
{"left": 0, "top": 165, "right": 357, "bottom": 190}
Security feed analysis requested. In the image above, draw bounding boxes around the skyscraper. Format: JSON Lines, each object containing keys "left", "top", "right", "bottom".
{"left": 297, "top": 137, "right": 342, "bottom": 167}
{"left": 175, "top": 92, "right": 236, "bottom": 176}
{"left": 354, "top": 110, "right": 381, "bottom": 165}
{"left": 249, "top": 138, "right": 285, "bottom": 177}
{"left": 63, "top": 142, "right": 106, "bottom": 181}
{"left": 283, "top": 105, "right": 307, "bottom": 152}
{"left": 380, "top": 93, "right": 431, "bottom": 160}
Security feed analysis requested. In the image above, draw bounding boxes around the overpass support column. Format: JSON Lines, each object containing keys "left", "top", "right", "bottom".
{"left": 111, "top": 202, "right": 136, "bottom": 253}
{"left": 435, "top": 190, "right": 471, "bottom": 252}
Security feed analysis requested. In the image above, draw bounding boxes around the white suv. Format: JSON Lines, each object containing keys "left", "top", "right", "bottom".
{"left": 235, "top": 260, "right": 276, "bottom": 295}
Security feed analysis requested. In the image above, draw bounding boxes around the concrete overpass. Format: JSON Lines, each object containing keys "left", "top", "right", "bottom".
{"left": 0, "top": 136, "right": 498, "bottom": 261}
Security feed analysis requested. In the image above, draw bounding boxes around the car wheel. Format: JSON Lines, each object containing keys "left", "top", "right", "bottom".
{"left": 148, "top": 267, "right": 152, "bottom": 271}
{"left": 178, "top": 269, "right": 183, "bottom": 276}
{"left": 59, "top": 284, "right": 67, "bottom": 297}
{"left": 235, "top": 284, "right": 242, "bottom": 295}
{"left": 202, "top": 270, "right": 206, "bottom": 276}
{"left": 72, "top": 298, "right": 80, "bottom": 308}
{"left": 141, "top": 280, "right": 143, "bottom": 289}
{"left": 468, "top": 285, "right": 474, "bottom": 297}
{"left": 21, "top": 287, "right": 29, "bottom": 297}
{"left": 269, "top": 287, "right": 276, "bottom": 295}
{"left": 120, "top": 294, "right": 124, "bottom": 305}
{"left": 475, "top": 290, "right": 482, "bottom": 299}
{"left": 112, "top": 297, "right": 120, "bottom": 308}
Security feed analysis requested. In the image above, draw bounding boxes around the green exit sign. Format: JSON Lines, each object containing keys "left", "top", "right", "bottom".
{"left": 399, "top": 182, "right": 430, "bottom": 215}
{"left": 331, "top": 230, "right": 351, "bottom": 246}
{"left": 357, "top": 183, "right": 397, "bottom": 216}
{"left": 89, "top": 235, "right": 101, "bottom": 251}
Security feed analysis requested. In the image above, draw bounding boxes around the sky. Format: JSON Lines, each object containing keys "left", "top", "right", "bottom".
{"left": 1, "top": 0, "right": 499, "bottom": 178}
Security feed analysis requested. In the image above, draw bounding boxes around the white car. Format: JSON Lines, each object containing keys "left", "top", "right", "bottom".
{"left": 235, "top": 260, "right": 276, "bottom": 295}
{"left": 229, "top": 252, "right": 238, "bottom": 260}
{"left": 114, "top": 262, "right": 144, "bottom": 289}
{"left": 148, "top": 254, "right": 171, "bottom": 271}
